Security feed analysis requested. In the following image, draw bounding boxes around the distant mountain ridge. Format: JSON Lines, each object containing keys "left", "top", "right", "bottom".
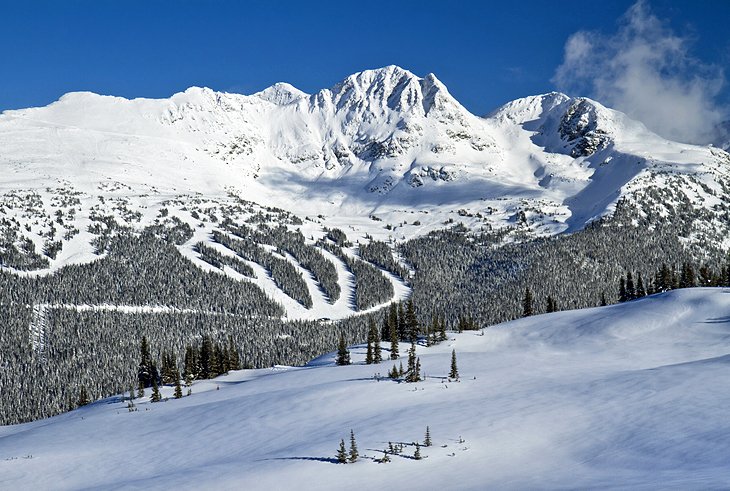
{"left": 0, "top": 65, "right": 729, "bottom": 273}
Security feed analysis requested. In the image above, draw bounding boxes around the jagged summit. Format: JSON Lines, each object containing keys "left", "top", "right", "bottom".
{"left": 314, "top": 65, "right": 460, "bottom": 117}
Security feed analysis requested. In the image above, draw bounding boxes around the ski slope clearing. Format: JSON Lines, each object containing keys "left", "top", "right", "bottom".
{"left": 2, "top": 288, "right": 730, "bottom": 489}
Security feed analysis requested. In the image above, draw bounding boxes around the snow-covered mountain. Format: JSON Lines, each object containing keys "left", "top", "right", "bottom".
{"left": 1, "top": 66, "right": 729, "bottom": 318}
{"left": 3, "top": 287, "right": 730, "bottom": 490}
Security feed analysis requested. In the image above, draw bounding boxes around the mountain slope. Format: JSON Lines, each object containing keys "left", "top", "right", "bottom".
{"left": 1, "top": 66, "right": 728, "bottom": 263}
{"left": 2, "top": 288, "right": 730, "bottom": 489}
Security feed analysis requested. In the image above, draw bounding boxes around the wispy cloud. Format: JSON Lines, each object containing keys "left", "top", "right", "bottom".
{"left": 553, "top": 1, "right": 726, "bottom": 145}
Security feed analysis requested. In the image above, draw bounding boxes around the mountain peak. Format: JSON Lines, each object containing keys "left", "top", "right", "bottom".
{"left": 254, "top": 82, "right": 308, "bottom": 105}
{"left": 321, "top": 65, "right": 458, "bottom": 117}
{"left": 487, "top": 92, "right": 570, "bottom": 122}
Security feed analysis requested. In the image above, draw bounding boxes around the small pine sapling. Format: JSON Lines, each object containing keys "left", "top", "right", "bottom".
{"left": 349, "top": 430, "right": 359, "bottom": 462}
{"left": 150, "top": 379, "right": 161, "bottom": 402}
{"left": 174, "top": 376, "right": 183, "bottom": 399}
{"left": 336, "top": 439, "right": 348, "bottom": 463}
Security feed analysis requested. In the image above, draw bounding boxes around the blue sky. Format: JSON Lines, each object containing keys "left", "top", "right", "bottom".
{"left": 0, "top": 0, "right": 728, "bottom": 139}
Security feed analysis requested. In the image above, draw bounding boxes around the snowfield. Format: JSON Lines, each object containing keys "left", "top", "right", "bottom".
{"left": 2, "top": 288, "right": 730, "bottom": 490}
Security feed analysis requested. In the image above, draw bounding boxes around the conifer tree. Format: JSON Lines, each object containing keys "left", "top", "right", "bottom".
{"left": 128, "top": 385, "right": 135, "bottom": 401}
{"left": 211, "top": 344, "right": 223, "bottom": 377}
{"left": 522, "top": 287, "right": 533, "bottom": 317}
{"left": 381, "top": 310, "right": 390, "bottom": 343}
{"left": 349, "top": 430, "right": 359, "bottom": 462}
{"left": 399, "top": 361, "right": 404, "bottom": 377}
{"left": 138, "top": 335, "right": 158, "bottom": 388}
{"left": 699, "top": 264, "right": 713, "bottom": 286}
{"left": 406, "top": 342, "right": 417, "bottom": 382}
{"left": 636, "top": 272, "right": 646, "bottom": 297}
{"left": 150, "top": 378, "right": 161, "bottom": 402}
{"left": 680, "top": 262, "right": 696, "bottom": 288}
{"left": 173, "top": 371, "right": 183, "bottom": 399}
{"left": 405, "top": 300, "right": 418, "bottom": 343}
{"left": 365, "top": 327, "right": 374, "bottom": 365}
{"left": 424, "top": 426, "right": 432, "bottom": 447}
{"left": 137, "top": 381, "right": 145, "bottom": 399}
{"left": 397, "top": 303, "right": 406, "bottom": 339}
{"left": 228, "top": 336, "right": 241, "bottom": 371}
{"left": 430, "top": 315, "right": 438, "bottom": 342}
{"left": 199, "top": 335, "right": 213, "bottom": 379}
{"left": 619, "top": 276, "right": 627, "bottom": 302}
{"left": 414, "top": 442, "right": 422, "bottom": 460}
{"left": 646, "top": 278, "right": 655, "bottom": 295}
{"left": 336, "top": 334, "right": 351, "bottom": 366}
{"left": 546, "top": 295, "right": 557, "bottom": 313}
{"left": 389, "top": 312, "right": 399, "bottom": 360}
{"left": 456, "top": 315, "right": 463, "bottom": 333}
{"left": 626, "top": 272, "right": 636, "bottom": 300}
{"left": 373, "top": 323, "right": 382, "bottom": 364}
{"left": 77, "top": 386, "right": 90, "bottom": 407}
{"left": 658, "top": 263, "right": 673, "bottom": 292}
{"left": 389, "top": 364, "right": 399, "bottom": 379}
{"left": 449, "top": 349, "right": 459, "bottom": 380}
{"left": 439, "top": 315, "right": 447, "bottom": 342}
{"left": 183, "top": 345, "right": 198, "bottom": 382}
{"left": 600, "top": 291, "right": 607, "bottom": 306}
{"left": 336, "top": 439, "right": 348, "bottom": 463}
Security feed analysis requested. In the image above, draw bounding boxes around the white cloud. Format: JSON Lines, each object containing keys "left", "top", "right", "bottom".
{"left": 553, "top": 1, "right": 726, "bottom": 145}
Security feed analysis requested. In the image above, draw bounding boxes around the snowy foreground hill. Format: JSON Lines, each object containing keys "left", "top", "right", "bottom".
{"left": 2, "top": 288, "right": 730, "bottom": 490}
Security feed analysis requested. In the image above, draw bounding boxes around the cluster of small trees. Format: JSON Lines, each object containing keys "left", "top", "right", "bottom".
{"left": 521, "top": 288, "right": 559, "bottom": 317}
{"left": 336, "top": 313, "right": 461, "bottom": 384}
{"left": 338, "top": 427, "right": 433, "bottom": 464}
{"left": 136, "top": 334, "right": 242, "bottom": 404}
{"left": 336, "top": 430, "right": 359, "bottom": 463}
{"left": 619, "top": 260, "right": 730, "bottom": 302}
{"left": 378, "top": 301, "right": 448, "bottom": 359}
{"left": 388, "top": 342, "right": 422, "bottom": 382}
{"left": 182, "top": 335, "right": 241, "bottom": 383}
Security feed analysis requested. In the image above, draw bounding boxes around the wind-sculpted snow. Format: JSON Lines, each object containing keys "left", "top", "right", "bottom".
{"left": 2, "top": 288, "right": 730, "bottom": 489}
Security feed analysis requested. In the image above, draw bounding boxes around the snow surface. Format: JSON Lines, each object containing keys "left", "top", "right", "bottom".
{"left": 3, "top": 288, "right": 730, "bottom": 489}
